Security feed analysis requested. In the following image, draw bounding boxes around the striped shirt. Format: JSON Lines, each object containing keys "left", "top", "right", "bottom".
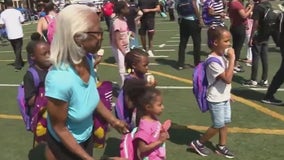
{"left": 209, "top": 0, "right": 225, "bottom": 26}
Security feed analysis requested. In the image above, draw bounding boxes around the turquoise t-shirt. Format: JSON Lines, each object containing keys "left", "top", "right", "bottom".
{"left": 45, "top": 64, "right": 99, "bottom": 143}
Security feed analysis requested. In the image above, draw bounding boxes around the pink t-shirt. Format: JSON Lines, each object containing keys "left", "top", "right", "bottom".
{"left": 111, "top": 17, "right": 129, "bottom": 50}
{"left": 134, "top": 119, "right": 166, "bottom": 160}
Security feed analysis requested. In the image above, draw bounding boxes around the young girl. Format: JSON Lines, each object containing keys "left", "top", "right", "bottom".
{"left": 190, "top": 26, "right": 235, "bottom": 158}
{"left": 111, "top": 0, "right": 130, "bottom": 86}
{"left": 132, "top": 86, "right": 169, "bottom": 160}
{"left": 23, "top": 33, "right": 51, "bottom": 143}
{"left": 115, "top": 48, "right": 156, "bottom": 130}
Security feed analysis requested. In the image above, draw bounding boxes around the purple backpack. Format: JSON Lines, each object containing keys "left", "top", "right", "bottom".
{"left": 115, "top": 75, "right": 136, "bottom": 130}
{"left": 193, "top": 57, "right": 222, "bottom": 112}
{"left": 17, "top": 67, "right": 48, "bottom": 143}
{"left": 93, "top": 81, "right": 113, "bottom": 148}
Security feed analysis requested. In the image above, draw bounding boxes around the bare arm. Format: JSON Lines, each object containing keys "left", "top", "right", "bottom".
{"left": 192, "top": 0, "right": 201, "bottom": 19}
{"left": 137, "top": 131, "right": 169, "bottom": 155}
{"left": 142, "top": 4, "right": 160, "bottom": 13}
{"left": 96, "top": 101, "right": 129, "bottom": 134}
{"left": 114, "top": 31, "right": 127, "bottom": 55}
{"left": 217, "top": 48, "right": 235, "bottom": 84}
{"left": 47, "top": 97, "right": 94, "bottom": 160}
{"left": 192, "top": 0, "right": 204, "bottom": 26}
{"left": 238, "top": 5, "right": 253, "bottom": 19}
{"left": 27, "top": 96, "right": 35, "bottom": 107}
{"left": 36, "top": 18, "right": 45, "bottom": 36}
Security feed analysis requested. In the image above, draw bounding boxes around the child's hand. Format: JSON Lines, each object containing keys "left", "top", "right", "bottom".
{"left": 225, "top": 48, "right": 235, "bottom": 61}
{"left": 159, "top": 131, "right": 169, "bottom": 142}
{"left": 111, "top": 120, "right": 129, "bottom": 134}
{"left": 230, "top": 97, "right": 236, "bottom": 103}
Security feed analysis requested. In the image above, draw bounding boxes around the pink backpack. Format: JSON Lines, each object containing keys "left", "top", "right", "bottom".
{"left": 120, "top": 127, "right": 138, "bottom": 160}
{"left": 120, "top": 120, "right": 171, "bottom": 159}
{"left": 47, "top": 18, "right": 56, "bottom": 44}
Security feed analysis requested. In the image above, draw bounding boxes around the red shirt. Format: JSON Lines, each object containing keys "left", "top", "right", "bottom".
{"left": 228, "top": 0, "right": 247, "bottom": 26}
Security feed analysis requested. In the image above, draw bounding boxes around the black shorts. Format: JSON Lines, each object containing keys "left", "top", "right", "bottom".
{"left": 139, "top": 18, "right": 155, "bottom": 35}
{"left": 47, "top": 131, "right": 94, "bottom": 160}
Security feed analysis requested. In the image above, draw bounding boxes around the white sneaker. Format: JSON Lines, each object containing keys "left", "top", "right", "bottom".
{"left": 147, "top": 50, "right": 155, "bottom": 57}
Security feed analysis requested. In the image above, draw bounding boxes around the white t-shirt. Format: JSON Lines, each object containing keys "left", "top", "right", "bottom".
{"left": 0, "top": 8, "right": 24, "bottom": 40}
{"left": 206, "top": 55, "right": 231, "bottom": 102}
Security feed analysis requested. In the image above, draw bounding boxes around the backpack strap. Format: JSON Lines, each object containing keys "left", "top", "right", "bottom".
{"left": 279, "top": 12, "right": 284, "bottom": 33}
{"left": 205, "top": 57, "right": 223, "bottom": 68}
{"left": 205, "top": 57, "right": 223, "bottom": 88}
{"left": 44, "top": 16, "right": 51, "bottom": 24}
{"left": 28, "top": 67, "right": 40, "bottom": 87}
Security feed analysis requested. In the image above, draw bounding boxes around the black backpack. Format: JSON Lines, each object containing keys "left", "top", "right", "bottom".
{"left": 176, "top": 0, "right": 195, "bottom": 17}
{"left": 259, "top": 3, "right": 280, "bottom": 33}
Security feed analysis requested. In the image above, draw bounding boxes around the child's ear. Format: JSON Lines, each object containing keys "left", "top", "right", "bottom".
{"left": 30, "top": 55, "right": 36, "bottom": 61}
{"left": 145, "top": 104, "right": 152, "bottom": 111}
{"left": 213, "top": 40, "right": 218, "bottom": 47}
{"left": 131, "top": 63, "right": 136, "bottom": 70}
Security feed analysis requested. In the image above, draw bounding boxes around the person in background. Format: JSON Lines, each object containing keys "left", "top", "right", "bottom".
{"left": 0, "top": 0, "right": 25, "bottom": 71}
{"left": 103, "top": 0, "right": 115, "bottom": 31}
{"left": 138, "top": 0, "right": 160, "bottom": 57}
{"left": 243, "top": 0, "right": 271, "bottom": 87}
{"left": 126, "top": 0, "right": 143, "bottom": 49}
{"left": 205, "top": 0, "right": 226, "bottom": 27}
{"left": 44, "top": 5, "right": 128, "bottom": 160}
{"left": 110, "top": 0, "right": 130, "bottom": 86}
{"left": 167, "top": 0, "right": 175, "bottom": 21}
{"left": 37, "top": 2, "right": 57, "bottom": 41}
{"left": 261, "top": 21, "right": 284, "bottom": 105}
{"left": 227, "top": 0, "right": 253, "bottom": 73}
{"left": 177, "top": 0, "right": 203, "bottom": 69}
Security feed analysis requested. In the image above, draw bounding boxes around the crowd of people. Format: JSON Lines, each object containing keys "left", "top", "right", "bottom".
{"left": 0, "top": 0, "right": 284, "bottom": 159}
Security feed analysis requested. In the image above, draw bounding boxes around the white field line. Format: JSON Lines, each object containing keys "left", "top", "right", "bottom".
{"left": 149, "top": 55, "right": 169, "bottom": 58}
{"left": 154, "top": 49, "right": 175, "bottom": 52}
{"left": 250, "top": 88, "right": 284, "bottom": 91}
{"left": 149, "top": 63, "right": 160, "bottom": 65}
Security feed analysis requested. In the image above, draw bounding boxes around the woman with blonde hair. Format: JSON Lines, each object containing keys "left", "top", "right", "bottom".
{"left": 45, "top": 4, "right": 129, "bottom": 160}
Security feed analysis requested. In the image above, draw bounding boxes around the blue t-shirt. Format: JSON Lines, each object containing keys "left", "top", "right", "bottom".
{"left": 45, "top": 64, "right": 99, "bottom": 143}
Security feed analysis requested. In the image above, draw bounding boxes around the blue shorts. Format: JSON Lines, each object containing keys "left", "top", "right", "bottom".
{"left": 208, "top": 100, "right": 231, "bottom": 128}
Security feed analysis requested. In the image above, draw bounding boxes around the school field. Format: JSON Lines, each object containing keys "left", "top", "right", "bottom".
{"left": 1, "top": 10, "right": 284, "bottom": 160}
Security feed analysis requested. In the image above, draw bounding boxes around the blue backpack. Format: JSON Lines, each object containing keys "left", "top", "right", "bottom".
{"left": 176, "top": 0, "right": 195, "bottom": 17}
{"left": 192, "top": 57, "right": 222, "bottom": 112}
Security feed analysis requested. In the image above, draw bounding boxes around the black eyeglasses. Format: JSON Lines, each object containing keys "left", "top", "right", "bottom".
{"left": 84, "top": 31, "right": 104, "bottom": 39}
